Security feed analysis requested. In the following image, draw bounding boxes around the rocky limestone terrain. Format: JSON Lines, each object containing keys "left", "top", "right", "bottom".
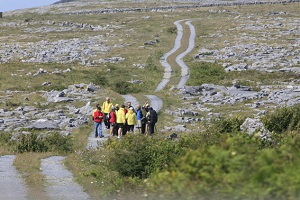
{"left": 0, "top": 0, "right": 299, "bottom": 135}
{"left": 0, "top": 0, "right": 299, "bottom": 199}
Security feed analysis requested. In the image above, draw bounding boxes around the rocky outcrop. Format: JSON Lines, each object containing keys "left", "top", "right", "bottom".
{"left": 0, "top": 83, "right": 99, "bottom": 135}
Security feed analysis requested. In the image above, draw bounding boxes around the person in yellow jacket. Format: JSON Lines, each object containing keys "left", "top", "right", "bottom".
{"left": 102, "top": 97, "right": 113, "bottom": 129}
{"left": 126, "top": 107, "right": 137, "bottom": 134}
{"left": 116, "top": 104, "right": 126, "bottom": 139}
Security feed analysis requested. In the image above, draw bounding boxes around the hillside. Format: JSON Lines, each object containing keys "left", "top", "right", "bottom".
{"left": 0, "top": 0, "right": 300, "bottom": 199}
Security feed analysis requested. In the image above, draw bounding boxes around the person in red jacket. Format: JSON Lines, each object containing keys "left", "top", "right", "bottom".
{"left": 109, "top": 106, "right": 116, "bottom": 137}
{"left": 93, "top": 104, "right": 104, "bottom": 138}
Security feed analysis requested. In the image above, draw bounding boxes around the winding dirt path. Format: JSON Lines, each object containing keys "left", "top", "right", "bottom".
{"left": 144, "top": 95, "right": 163, "bottom": 112}
{"left": 176, "top": 20, "right": 196, "bottom": 88}
{"left": 121, "top": 94, "right": 140, "bottom": 107}
{"left": 0, "top": 13, "right": 196, "bottom": 200}
{"left": 155, "top": 19, "right": 196, "bottom": 91}
{"left": 155, "top": 20, "right": 184, "bottom": 92}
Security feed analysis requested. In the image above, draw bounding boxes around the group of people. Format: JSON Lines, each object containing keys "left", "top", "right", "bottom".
{"left": 93, "top": 97, "right": 158, "bottom": 139}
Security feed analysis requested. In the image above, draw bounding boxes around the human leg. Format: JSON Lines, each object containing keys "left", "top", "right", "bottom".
{"left": 141, "top": 122, "right": 146, "bottom": 134}
{"left": 118, "top": 123, "right": 123, "bottom": 138}
{"left": 104, "top": 113, "right": 109, "bottom": 129}
{"left": 94, "top": 122, "right": 99, "bottom": 137}
{"left": 98, "top": 122, "right": 103, "bottom": 137}
{"left": 110, "top": 123, "right": 115, "bottom": 137}
{"left": 148, "top": 123, "right": 154, "bottom": 135}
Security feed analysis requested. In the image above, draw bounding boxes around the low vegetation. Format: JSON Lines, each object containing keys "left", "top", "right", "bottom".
{"left": 0, "top": 1, "right": 299, "bottom": 200}
{"left": 64, "top": 104, "right": 300, "bottom": 200}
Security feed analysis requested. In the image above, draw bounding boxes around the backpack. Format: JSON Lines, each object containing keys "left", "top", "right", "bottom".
{"left": 149, "top": 109, "right": 158, "bottom": 123}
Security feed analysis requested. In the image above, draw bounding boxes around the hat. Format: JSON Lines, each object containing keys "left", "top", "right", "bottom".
{"left": 145, "top": 103, "right": 150, "bottom": 107}
{"left": 115, "top": 104, "right": 119, "bottom": 107}
{"left": 112, "top": 106, "right": 115, "bottom": 110}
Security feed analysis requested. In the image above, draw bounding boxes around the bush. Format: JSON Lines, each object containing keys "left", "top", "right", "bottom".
{"left": 113, "top": 80, "right": 141, "bottom": 94}
{"left": 0, "top": 132, "right": 12, "bottom": 143}
{"left": 149, "top": 133, "right": 300, "bottom": 200}
{"left": 106, "top": 134, "right": 183, "bottom": 178}
{"left": 166, "top": 26, "right": 177, "bottom": 34}
{"left": 16, "top": 131, "right": 73, "bottom": 153}
{"left": 261, "top": 104, "right": 300, "bottom": 133}
{"left": 211, "top": 116, "right": 245, "bottom": 134}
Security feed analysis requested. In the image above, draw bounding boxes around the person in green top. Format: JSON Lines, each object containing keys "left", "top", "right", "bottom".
{"left": 102, "top": 97, "right": 113, "bottom": 129}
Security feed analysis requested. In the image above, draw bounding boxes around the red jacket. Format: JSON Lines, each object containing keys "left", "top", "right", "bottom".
{"left": 93, "top": 109, "right": 104, "bottom": 123}
{"left": 109, "top": 111, "right": 116, "bottom": 123}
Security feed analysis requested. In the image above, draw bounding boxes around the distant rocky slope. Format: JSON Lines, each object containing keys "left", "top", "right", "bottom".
{"left": 0, "top": 0, "right": 299, "bottom": 136}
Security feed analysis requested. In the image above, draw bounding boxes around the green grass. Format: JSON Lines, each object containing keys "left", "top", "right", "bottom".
{"left": 0, "top": 1, "right": 300, "bottom": 199}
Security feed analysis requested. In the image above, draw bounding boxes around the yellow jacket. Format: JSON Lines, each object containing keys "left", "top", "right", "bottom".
{"left": 126, "top": 109, "right": 137, "bottom": 125}
{"left": 102, "top": 101, "right": 113, "bottom": 114}
{"left": 116, "top": 107, "right": 126, "bottom": 124}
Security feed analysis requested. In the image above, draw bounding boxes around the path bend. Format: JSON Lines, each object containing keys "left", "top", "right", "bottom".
{"left": 155, "top": 19, "right": 196, "bottom": 91}
{"left": 155, "top": 20, "right": 184, "bottom": 92}
{"left": 176, "top": 20, "right": 196, "bottom": 89}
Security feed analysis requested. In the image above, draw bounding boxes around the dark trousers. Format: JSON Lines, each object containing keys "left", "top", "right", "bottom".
{"left": 122, "top": 123, "right": 128, "bottom": 135}
{"left": 148, "top": 123, "right": 155, "bottom": 135}
{"left": 113, "top": 124, "right": 118, "bottom": 136}
{"left": 141, "top": 122, "right": 146, "bottom": 134}
{"left": 104, "top": 113, "right": 110, "bottom": 129}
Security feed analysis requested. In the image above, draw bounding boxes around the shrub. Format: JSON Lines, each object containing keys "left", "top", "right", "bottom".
{"left": 113, "top": 80, "right": 141, "bottom": 94}
{"left": 261, "top": 104, "right": 300, "bottom": 133}
{"left": 16, "top": 131, "right": 72, "bottom": 153}
{"left": 166, "top": 26, "right": 177, "bottom": 34}
{"left": 91, "top": 72, "right": 108, "bottom": 87}
{"left": 149, "top": 133, "right": 300, "bottom": 200}
{"left": 211, "top": 116, "right": 245, "bottom": 134}
{"left": 0, "top": 132, "right": 12, "bottom": 143}
{"left": 106, "top": 134, "right": 183, "bottom": 178}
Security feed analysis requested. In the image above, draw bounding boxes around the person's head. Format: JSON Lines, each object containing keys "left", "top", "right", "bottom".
{"left": 115, "top": 104, "right": 119, "bottom": 110}
{"left": 121, "top": 104, "right": 125, "bottom": 109}
{"left": 106, "top": 97, "right": 110, "bottom": 102}
{"left": 136, "top": 105, "right": 141, "bottom": 110}
{"left": 111, "top": 106, "right": 115, "bottom": 111}
{"left": 96, "top": 104, "right": 101, "bottom": 110}
{"left": 127, "top": 101, "right": 132, "bottom": 107}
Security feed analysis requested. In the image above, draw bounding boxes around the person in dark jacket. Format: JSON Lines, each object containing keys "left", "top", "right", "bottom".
{"left": 146, "top": 107, "right": 157, "bottom": 135}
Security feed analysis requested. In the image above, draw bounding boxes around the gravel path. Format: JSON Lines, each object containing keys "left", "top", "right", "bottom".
{"left": 0, "top": 155, "right": 27, "bottom": 200}
{"left": 86, "top": 128, "right": 110, "bottom": 149}
{"left": 155, "top": 19, "right": 196, "bottom": 91}
{"left": 0, "top": 9, "right": 191, "bottom": 200}
{"left": 121, "top": 94, "right": 140, "bottom": 107}
{"left": 144, "top": 95, "right": 163, "bottom": 112}
{"left": 155, "top": 20, "right": 183, "bottom": 92}
{"left": 176, "top": 20, "right": 196, "bottom": 89}
{"left": 41, "top": 156, "right": 90, "bottom": 200}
